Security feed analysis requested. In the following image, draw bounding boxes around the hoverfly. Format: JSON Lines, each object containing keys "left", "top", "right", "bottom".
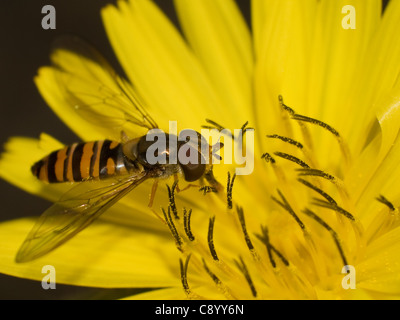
{"left": 16, "top": 36, "right": 221, "bottom": 263}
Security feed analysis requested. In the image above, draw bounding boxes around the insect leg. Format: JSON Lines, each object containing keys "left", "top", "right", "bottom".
{"left": 173, "top": 174, "right": 200, "bottom": 192}
{"left": 120, "top": 130, "right": 130, "bottom": 143}
{"left": 148, "top": 179, "right": 159, "bottom": 208}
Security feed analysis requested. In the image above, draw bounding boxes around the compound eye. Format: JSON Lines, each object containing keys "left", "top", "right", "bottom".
{"left": 180, "top": 162, "right": 206, "bottom": 182}
{"left": 178, "top": 144, "right": 206, "bottom": 182}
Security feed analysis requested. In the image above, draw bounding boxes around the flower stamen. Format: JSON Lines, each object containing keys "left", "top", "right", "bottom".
{"left": 291, "top": 113, "right": 351, "bottom": 166}
{"left": 312, "top": 199, "right": 355, "bottom": 221}
{"left": 296, "top": 168, "right": 336, "bottom": 182}
{"left": 162, "top": 206, "right": 183, "bottom": 251}
{"left": 366, "top": 194, "right": 400, "bottom": 244}
{"left": 267, "top": 134, "right": 303, "bottom": 149}
{"left": 239, "top": 121, "right": 255, "bottom": 140}
{"left": 167, "top": 181, "right": 179, "bottom": 219}
{"left": 208, "top": 216, "right": 219, "bottom": 261}
{"left": 271, "top": 190, "right": 306, "bottom": 231}
{"left": 199, "top": 185, "right": 217, "bottom": 195}
{"left": 201, "top": 258, "right": 236, "bottom": 299}
{"left": 203, "top": 118, "right": 226, "bottom": 132}
{"left": 236, "top": 206, "right": 256, "bottom": 254}
{"left": 202, "top": 257, "right": 221, "bottom": 285}
{"left": 234, "top": 256, "right": 257, "bottom": 298}
{"left": 376, "top": 194, "right": 396, "bottom": 212}
{"left": 180, "top": 254, "right": 192, "bottom": 296}
{"left": 279, "top": 96, "right": 314, "bottom": 150}
{"left": 183, "top": 208, "right": 195, "bottom": 241}
{"left": 261, "top": 152, "right": 276, "bottom": 164}
{"left": 303, "top": 208, "right": 348, "bottom": 266}
{"left": 256, "top": 226, "right": 290, "bottom": 268}
{"left": 274, "top": 152, "right": 310, "bottom": 168}
{"left": 297, "top": 178, "right": 337, "bottom": 205}
{"left": 278, "top": 95, "right": 297, "bottom": 140}
{"left": 202, "top": 119, "right": 253, "bottom": 142}
{"left": 291, "top": 114, "right": 340, "bottom": 137}
{"left": 227, "top": 172, "right": 236, "bottom": 209}
{"left": 296, "top": 168, "right": 349, "bottom": 202}
{"left": 278, "top": 95, "right": 295, "bottom": 115}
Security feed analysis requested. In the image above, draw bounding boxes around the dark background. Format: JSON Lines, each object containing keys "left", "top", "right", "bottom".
{"left": 0, "top": 0, "right": 390, "bottom": 299}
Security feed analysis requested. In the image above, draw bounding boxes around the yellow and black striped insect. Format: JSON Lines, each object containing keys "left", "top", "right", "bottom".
{"left": 16, "top": 36, "right": 219, "bottom": 263}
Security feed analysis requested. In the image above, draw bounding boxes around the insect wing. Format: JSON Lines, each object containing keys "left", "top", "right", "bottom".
{"left": 51, "top": 36, "right": 158, "bottom": 138}
{"left": 16, "top": 172, "right": 147, "bottom": 263}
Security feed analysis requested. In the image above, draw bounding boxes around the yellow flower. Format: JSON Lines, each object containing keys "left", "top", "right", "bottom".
{"left": 1, "top": 0, "right": 400, "bottom": 300}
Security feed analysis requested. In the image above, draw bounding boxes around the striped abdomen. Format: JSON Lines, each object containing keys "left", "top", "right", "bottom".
{"left": 32, "top": 140, "right": 134, "bottom": 183}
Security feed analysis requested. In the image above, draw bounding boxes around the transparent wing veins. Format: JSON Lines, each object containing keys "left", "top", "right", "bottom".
{"left": 52, "top": 35, "right": 158, "bottom": 135}
{"left": 16, "top": 172, "right": 147, "bottom": 263}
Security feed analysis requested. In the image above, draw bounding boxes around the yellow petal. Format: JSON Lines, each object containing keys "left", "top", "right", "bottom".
{"left": 351, "top": 0, "right": 400, "bottom": 146}
{"left": 35, "top": 68, "right": 106, "bottom": 141}
{"left": 101, "top": 0, "right": 227, "bottom": 131}
{"left": 254, "top": 0, "right": 382, "bottom": 165}
{"left": 251, "top": 0, "right": 269, "bottom": 58}
{"left": 355, "top": 130, "right": 400, "bottom": 225}
{"left": 174, "top": 0, "right": 253, "bottom": 124}
{"left": 376, "top": 88, "right": 400, "bottom": 162}
{"left": 0, "top": 135, "right": 67, "bottom": 201}
{"left": 347, "top": 86, "right": 400, "bottom": 205}
{"left": 253, "top": 0, "right": 317, "bottom": 152}
{"left": 0, "top": 218, "right": 179, "bottom": 288}
{"left": 309, "top": 0, "right": 382, "bottom": 159}
{"left": 357, "top": 225, "right": 400, "bottom": 294}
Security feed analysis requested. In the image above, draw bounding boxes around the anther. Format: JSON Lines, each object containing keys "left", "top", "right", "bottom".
{"left": 267, "top": 134, "right": 303, "bottom": 149}
{"left": 303, "top": 208, "right": 348, "bottom": 266}
{"left": 162, "top": 207, "right": 183, "bottom": 250}
{"left": 203, "top": 119, "right": 225, "bottom": 131}
{"left": 256, "top": 226, "right": 289, "bottom": 268}
{"left": 291, "top": 114, "right": 340, "bottom": 137}
{"left": 227, "top": 172, "right": 236, "bottom": 209}
{"left": 183, "top": 208, "right": 195, "bottom": 241}
{"left": 208, "top": 216, "right": 219, "bottom": 261}
{"left": 261, "top": 153, "right": 276, "bottom": 164}
{"left": 291, "top": 113, "right": 352, "bottom": 165}
{"left": 179, "top": 254, "right": 192, "bottom": 296}
{"left": 167, "top": 181, "right": 179, "bottom": 219}
{"left": 376, "top": 195, "right": 396, "bottom": 212}
{"left": 270, "top": 246, "right": 289, "bottom": 267}
{"left": 240, "top": 121, "right": 255, "bottom": 136}
{"left": 202, "top": 257, "right": 222, "bottom": 285}
{"left": 256, "top": 227, "right": 275, "bottom": 267}
{"left": 201, "top": 258, "right": 236, "bottom": 299}
{"left": 199, "top": 185, "right": 217, "bottom": 195}
{"left": 274, "top": 152, "right": 310, "bottom": 168}
{"left": 212, "top": 141, "right": 223, "bottom": 161}
{"left": 297, "top": 178, "right": 337, "bottom": 205}
{"left": 236, "top": 206, "right": 255, "bottom": 251}
{"left": 296, "top": 168, "right": 336, "bottom": 182}
{"left": 278, "top": 95, "right": 295, "bottom": 115}
{"left": 271, "top": 190, "right": 305, "bottom": 230}
{"left": 234, "top": 256, "right": 257, "bottom": 298}
{"left": 202, "top": 119, "right": 234, "bottom": 140}
{"left": 312, "top": 199, "right": 355, "bottom": 221}
{"left": 203, "top": 119, "right": 254, "bottom": 142}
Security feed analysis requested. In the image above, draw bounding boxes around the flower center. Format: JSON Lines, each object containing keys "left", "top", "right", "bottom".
{"left": 157, "top": 96, "right": 399, "bottom": 299}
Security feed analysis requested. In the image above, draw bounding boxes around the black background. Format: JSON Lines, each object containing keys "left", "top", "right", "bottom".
{"left": 0, "top": 0, "right": 390, "bottom": 300}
